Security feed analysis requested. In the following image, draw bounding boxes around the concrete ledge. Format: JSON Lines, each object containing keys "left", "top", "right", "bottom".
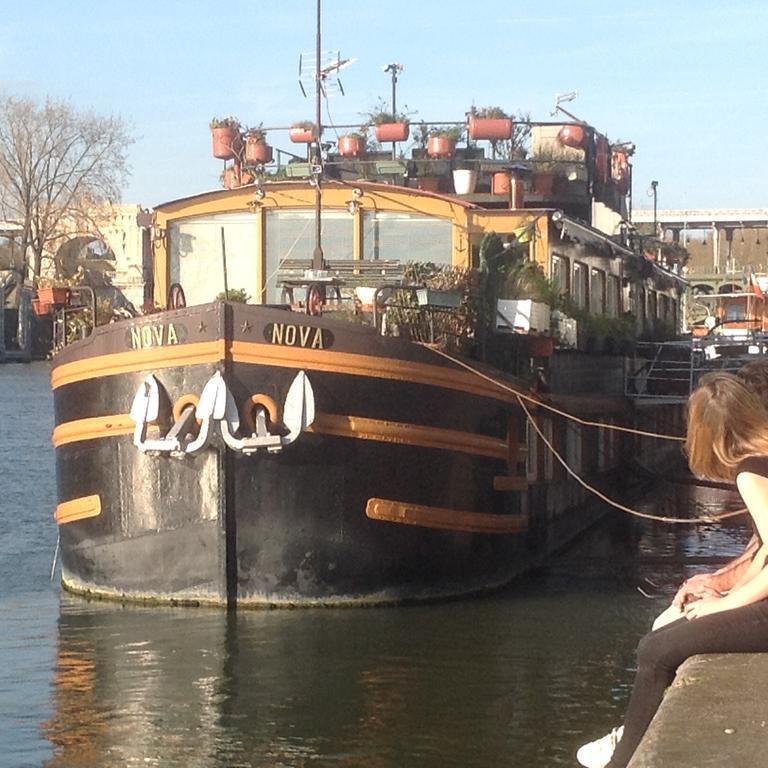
{"left": 629, "top": 654, "right": 768, "bottom": 767}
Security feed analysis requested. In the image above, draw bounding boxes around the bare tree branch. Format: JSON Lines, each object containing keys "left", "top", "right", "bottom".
{"left": 0, "top": 95, "right": 133, "bottom": 279}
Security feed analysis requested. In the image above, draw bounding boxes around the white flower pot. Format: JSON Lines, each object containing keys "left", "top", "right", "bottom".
{"left": 452, "top": 169, "right": 477, "bottom": 194}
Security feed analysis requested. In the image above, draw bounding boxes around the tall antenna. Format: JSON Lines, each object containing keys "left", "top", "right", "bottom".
{"left": 551, "top": 91, "right": 581, "bottom": 122}
{"left": 299, "top": 51, "right": 356, "bottom": 98}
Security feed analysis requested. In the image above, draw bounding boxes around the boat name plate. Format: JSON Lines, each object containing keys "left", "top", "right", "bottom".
{"left": 126, "top": 322, "right": 188, "bottom": 350}
{"left": 264, "top": 322, "right": 333, "bottom": 350}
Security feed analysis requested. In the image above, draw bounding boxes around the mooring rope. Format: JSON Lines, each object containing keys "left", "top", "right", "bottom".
{"left": 423, "top": 344, "right": 685, "bottom": 442}
{"left": 420, "top": 344, "right": 748, "bottom": 524}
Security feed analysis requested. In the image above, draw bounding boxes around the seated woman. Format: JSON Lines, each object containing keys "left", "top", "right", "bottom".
{"left": 578, "top": 371, "right": 768, "bottom": 768}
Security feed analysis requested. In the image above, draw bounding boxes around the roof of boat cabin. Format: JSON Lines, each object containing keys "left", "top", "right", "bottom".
{"left": 152, "top": 179, "right": 485, "bottom": 213}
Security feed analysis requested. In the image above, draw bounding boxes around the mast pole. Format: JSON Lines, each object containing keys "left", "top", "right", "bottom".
{"left": 312, "top": 0, "right": 325, "bottom": 270}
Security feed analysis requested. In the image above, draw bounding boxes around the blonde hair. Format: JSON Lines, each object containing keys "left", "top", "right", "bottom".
{"left": 686, "top": 372, "right": 768, "bottom": 481}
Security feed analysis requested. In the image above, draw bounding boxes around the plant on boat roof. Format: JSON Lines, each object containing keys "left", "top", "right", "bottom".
{"left": 216, "top": 287, "right": 251, "bottom": 303}
{"left": 363, "top": 98, "right": 412, "bottom": 126}
{"left": 428, "top": 125, "right": 464, "bottom": 141}
{"left": 36, "top": 273, "right": 82, "bottom": 288}
{"left": 339, "top": 130, "right": 368, "bottom": 140}
{"left": 528, "top": 146, "right": 573, "bottom": 173}
{"left": 244, "top": 123, "right": 267, "bottom": 141}
{"left": 469, "top": 105, "right": 510, "bottom": 119}
{"left": 210, "top": 116, "right": 241, "bottom": 130}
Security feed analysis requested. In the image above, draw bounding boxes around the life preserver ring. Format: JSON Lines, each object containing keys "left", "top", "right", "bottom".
{"left": 611, "top": 149, "right": 630, "bottom": 195}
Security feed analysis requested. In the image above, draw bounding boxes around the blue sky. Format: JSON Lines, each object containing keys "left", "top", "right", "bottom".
{"left": 1, "top": 0, "right": 765, "bottom": 212}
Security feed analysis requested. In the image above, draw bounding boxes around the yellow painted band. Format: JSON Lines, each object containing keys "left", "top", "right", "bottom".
{"left": 52, "top": 414, "right": 135, "bottom": 447}
{"left": 366, "top": 497, "right": 527, "bottom": 534}
{"left": 229, "top": 341, "right": 519, "bottom": 403}
{"left": 51, "top": 410, "right": 507, "bottom": 461}
{"left": 51, "top": 340, "right": 226, "bottom": 390}
{"left": 55, "top": 494, "right": 102, "bottom": 525}
{"left": 51, "top": 338, "right": 522, "bottom": 406}
{"left": 308, "top": 413, "right": 508, "bottom": 459}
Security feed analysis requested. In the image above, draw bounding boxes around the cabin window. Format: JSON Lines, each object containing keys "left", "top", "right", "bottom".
{"left": 362, "top": 211, "right": 451, "bottom": 263}
{"left": 590, "top": 268, "right": 605, "bottom": 314}
{"left": 607, "top": 275, "right": 620, "bottom": 317}
{"left": 572, "top": 262, "right": 588, "bottom": 309}
{"left": 551, "top": 254, "right": 569, "bottom": 294}
{"left": 265, "top": 210, "right": 354, "bottom": 302}
{"left": 169, "top": 213, "right": 257, "bottom": 305}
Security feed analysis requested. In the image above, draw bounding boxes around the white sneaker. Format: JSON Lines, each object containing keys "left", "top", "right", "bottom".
{"left": 576, "top": 726, "right": 623, "bottom": 768}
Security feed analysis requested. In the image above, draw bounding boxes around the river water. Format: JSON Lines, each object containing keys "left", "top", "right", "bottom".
{"left": 0, "top": 363, "right": 751, "bottom": 768}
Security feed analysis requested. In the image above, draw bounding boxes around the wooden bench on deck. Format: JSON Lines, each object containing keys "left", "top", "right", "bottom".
{"left": 276, "top": 259, "right": 405, "bottom": 306}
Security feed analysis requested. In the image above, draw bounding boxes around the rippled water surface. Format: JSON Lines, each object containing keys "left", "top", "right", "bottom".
{"left": 0, "top": 363, "right": 751, "bottom": 767}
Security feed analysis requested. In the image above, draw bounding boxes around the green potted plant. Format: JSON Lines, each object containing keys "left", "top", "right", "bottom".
{"left": 528, "top": 147, "right": 571, "bottom": 196}
{"left": 244, "top": 124, "right": 273, "bottom": 164}
{"left": 289, "top": 120, "right": 317, "bottom": 143}
{"left": 427, "top": 126, "right": 463, "bottom": 158}
{"left": 364, "top": 100, "right": 411, "bottom": 143}
{"left": 210, "top": 117, "right": 242, "bottom": 160}
{"left": 467, "top": 106, "right": 513, "bottom": 141}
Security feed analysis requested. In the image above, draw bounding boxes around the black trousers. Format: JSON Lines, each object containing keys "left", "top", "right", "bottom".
{"left": 608, "top": 599, "right": 768, "bottom": 767}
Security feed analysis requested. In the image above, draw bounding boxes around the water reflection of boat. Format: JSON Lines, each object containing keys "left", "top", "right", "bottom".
{"left": 49, "top": 4, "right": 685, "bottom": 607}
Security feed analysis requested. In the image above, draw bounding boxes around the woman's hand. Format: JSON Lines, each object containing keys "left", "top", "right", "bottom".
{"left": 684, "top": 595, "right": 727, "bottom": 621}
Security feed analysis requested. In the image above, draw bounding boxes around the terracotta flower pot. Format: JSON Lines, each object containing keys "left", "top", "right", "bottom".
{"left": 338, "top": 136, "right": 365, "bottom": 158}
{"left": 289, "top": 127, "right": 316, "bottom": 143}
{"left": 37, "top": 286, "right": 69, "bottom": 306}
{"left": 427, "top": 136, "right": 457, "bottom": 158}
{"left": 557, "top": 124, "right": 588, "bottom": 150}
{"left": 211, "top": 126, "right": 242, "bottom": 160}
{"left": 492, "top": 173, "right": 524, "bottom": 207}
{"left": 244, "top": 138, "right": 273, "bottom": 164}
{"left": 374, "top": 122, "right": 409, "bottom": 143}
{"left": 492, "top": 172, "right": 510, "bottom": 195}
{"left": 467, "top": 116, "right": 513, "bottom": 141}
{"left": 31, "top": 298, "right": 48, "bottom": 316}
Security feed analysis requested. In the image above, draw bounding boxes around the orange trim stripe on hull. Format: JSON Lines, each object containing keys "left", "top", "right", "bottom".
{"left": 366, "top": 497, "right": 528, "bottom": 534}
{"left": 51, "top": 340, "right": 225, "bottom": 389}
{"left": 309, "top": 413, "right": 507, "bottom": 460}
{"left": 55, "top": 494, "right": 102, "bottom": 525}
{"left": 51, "top": 339, "right": 525, "bottom": 405}
{"left": 52, "top": 415, "right": 135, "bottom": 447}
{"left": 52, "top": 410, "right": 507, "bottom": 461}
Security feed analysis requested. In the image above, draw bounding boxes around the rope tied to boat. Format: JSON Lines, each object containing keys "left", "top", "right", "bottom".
{"left": 420, "top": 344, "right": 748, "bottom": 525}
{"left": 422, "top": 344, "right": 685, "bottom": 442}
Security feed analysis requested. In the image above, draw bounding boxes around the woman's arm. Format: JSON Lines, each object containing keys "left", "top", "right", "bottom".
{"left": 685, "top": 472, "right": 768, "bottom": 619}
{"left": 672, "top": 536, "right": 759, "bottom": 607}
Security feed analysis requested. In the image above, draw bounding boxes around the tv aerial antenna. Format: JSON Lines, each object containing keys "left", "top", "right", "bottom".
{"left": 298, "top": 51, "right": 357, "bottom": 98}
{"left": 551, "top": 91, "right": 582, "bottom": 122}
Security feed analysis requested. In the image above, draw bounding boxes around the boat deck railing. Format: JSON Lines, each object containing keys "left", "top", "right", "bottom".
{"left": 626, "top": 332, "right": 768, "bottom": 400}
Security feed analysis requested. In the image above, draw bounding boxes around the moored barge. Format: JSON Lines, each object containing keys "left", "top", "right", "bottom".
{"left": 50, "top": 22, "right": 687, "bottom": 606}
